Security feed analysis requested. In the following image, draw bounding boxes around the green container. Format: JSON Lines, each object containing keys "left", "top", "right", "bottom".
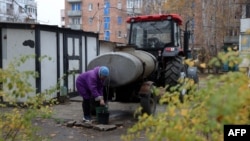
{"left": 97, "top": 112, "right": 109, "bottom": 124}
{"left": 95, "top": 106, "right": 109, "bottom": 124}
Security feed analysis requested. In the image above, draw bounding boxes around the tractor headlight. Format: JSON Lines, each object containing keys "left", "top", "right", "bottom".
{"left": 167, "top": 16, "right": 172, "bottom": 20}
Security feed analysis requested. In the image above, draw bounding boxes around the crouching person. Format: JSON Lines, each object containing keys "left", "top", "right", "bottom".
{"left": 76, "top": 66, "right": 109, "bottom": 122}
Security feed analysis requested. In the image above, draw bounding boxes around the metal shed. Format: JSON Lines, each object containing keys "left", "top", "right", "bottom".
{"left": 0, "top": 22, "right": 99, "bottom": 102}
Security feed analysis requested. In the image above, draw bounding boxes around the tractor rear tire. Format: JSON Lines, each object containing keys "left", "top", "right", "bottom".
{"left": 164, "top": 56, "right": 185, "bottom": 89}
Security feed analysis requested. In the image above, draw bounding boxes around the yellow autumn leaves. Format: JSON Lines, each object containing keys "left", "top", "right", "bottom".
{"left": 0, "top": 55, "right": 58, "bottom": 141}
{"left": 122, "top": 72, "right": 250, "bottom": 141}
{"left": 184, "top": 46, "right": 243, "bottom": 71}
{"left": 184, "top": 59, "right": 207, "bottom": 68}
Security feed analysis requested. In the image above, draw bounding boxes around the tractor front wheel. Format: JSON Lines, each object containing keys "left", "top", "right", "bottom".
{"left": 140, "top": 94, "right": 157, "bottom": 115}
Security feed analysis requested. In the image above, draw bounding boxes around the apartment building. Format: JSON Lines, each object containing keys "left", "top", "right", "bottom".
{"left": 239, "top": 3, "right": 250, "bottom": 53}
{"left": 61, "top": 9, "right": 65, "bottom": 27}
{"left": 64, "top": 0, "right": 143, "bottom": 44}
{"left": 0, "top": 0, "right": 37, "bottom": 23}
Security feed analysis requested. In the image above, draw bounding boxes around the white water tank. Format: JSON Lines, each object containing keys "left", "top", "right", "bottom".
{"left": 88, "top": 50, "right": 157, "bottom": 87}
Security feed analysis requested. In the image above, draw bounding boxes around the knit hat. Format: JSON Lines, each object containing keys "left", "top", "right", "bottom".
{"left": 99, "top": 66, "right": 109, "bottom": 77}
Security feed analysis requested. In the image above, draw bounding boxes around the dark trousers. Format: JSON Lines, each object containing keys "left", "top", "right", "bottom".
{"left": 82, "top": 98, "right": 100, "bottom": 118}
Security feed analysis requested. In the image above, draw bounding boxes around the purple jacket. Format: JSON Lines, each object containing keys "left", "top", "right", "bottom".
{"left": 76, "top": 67, "right": 104, "bottom": 100}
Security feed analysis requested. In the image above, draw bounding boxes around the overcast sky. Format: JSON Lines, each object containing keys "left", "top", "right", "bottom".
{"left": 36, "top": 0, "right": 64, "bottom": 26}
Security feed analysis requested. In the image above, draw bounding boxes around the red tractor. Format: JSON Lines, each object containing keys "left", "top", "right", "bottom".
{"left": 88, "top": 14, "right": 198, "bottom": 115}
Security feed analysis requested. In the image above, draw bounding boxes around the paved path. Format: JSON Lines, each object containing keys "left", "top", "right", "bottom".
{"left": 53, "top": 97, "right": 145, "bottom": 121}
{"left": 40, "top": 99, "right": 151, "bottom": 141}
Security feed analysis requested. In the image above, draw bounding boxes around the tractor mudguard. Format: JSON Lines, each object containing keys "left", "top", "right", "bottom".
{"left": 162, "top": 49, "right": 179, "bottom": 57}
{"left": 187, "top": 67, "right": 199, "bottom": 83}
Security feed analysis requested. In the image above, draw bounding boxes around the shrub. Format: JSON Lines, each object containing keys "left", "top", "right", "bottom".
{"left": 0, "top": 55, "right": 58, "bottom": 141}
{"left": 121, "top": 52, "right": 250, "bottom": 141}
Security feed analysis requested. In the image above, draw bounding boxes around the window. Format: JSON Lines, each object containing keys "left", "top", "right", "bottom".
{"left": 88, "top": 3, "right": 93, "bottom": 11}
{"left": 191, "top": 19, "right": 195, "bottom": 28}
{"left": 19, "top": 6, "right": 23, "bottom": 13}
{"left": 104, "top": 8, "right": 110, "bottom": 16}
{"left": 117, "top": 31, "right": 122, "bottom": 38}
{"left": 246, "top": 4, "right": 250, "bottom": 18}
{"left": 72, "top": 3, "right": 81, "bottom": 11}
{"left": 130, "top": 20, "right": 172, "bottom": 48}
{"left": 104, "top": 2, "right": 110, "bottom": 16}
{"left": 104, "top": 17, "right": 110, "bottom": 30}
{"left": 70, "top": 17, "right": 81, "bottom": 24}
{"left": 104, "top": 2, "right": 110, "bottom": 8}
{"left": 88, "top": 17, "right": 93, "bottom": 25}
{"left": 174, "top": 23, "right": 180, "bottom": 46}
{"left": 117, "top": 1, "right": 122, "bottom": 10}
{"left": 117, "top": 16, "right": 122, "bottom": 25}
{"left": 127, "top": 0, "right": 142, "bottom": 9}
{"left": 7, "top": 17, "right": 13, "bottom": 21}
{"left": 104, "top": 31, "right": 110, "bottom": 41}
{"left": 127, "top": 0, "right": 133, "bottom": 8}
{"left": 104, "top": 23, "right": 110, "bottom": 30}
{"left": 6, "top": 3, "right": 12, "bottom": 14}
{"left": 241, "top": 35, "right": 250, "bottom": 52}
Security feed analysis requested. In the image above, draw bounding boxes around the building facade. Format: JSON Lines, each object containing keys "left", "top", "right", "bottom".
{"left": 0, "top": 0, "right": 37, "bottom": 23}
{"left": 239, "top": 3, "right": 250, "bottom": 54}
{"left": 64, "top": 0, "right": 249, "bottom": 49}
{"left": 64, "top": 0, "right": 143, "bottom": 44}
{"left": 190, "top": 0, "right": 248, "bottom": 56}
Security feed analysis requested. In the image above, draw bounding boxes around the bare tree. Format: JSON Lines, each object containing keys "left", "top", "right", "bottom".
{"left": 141, "top": 0, "right": 246, "bottom": 57}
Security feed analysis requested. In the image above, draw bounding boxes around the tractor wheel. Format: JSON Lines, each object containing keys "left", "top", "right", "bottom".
{"left": 164, "top": 56, "right": 185, "bottom": 89}
{"left": 140, "top": 94, "right": 157, "bottom": 115}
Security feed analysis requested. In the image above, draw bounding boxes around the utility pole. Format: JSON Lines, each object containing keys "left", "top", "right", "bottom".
{"left": 157, "top": 0, "right": 162, "bottom": 14}
{"left": 132, "top": 1, "right": 135, "bottom": 17}
{"left": 97, "top": 3, "right": 100, "bottom": 33}
{"left": 184, "top": 20, "right": 190, "bottom": 59}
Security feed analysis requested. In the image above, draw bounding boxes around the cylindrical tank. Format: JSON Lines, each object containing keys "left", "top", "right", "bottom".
{"left": 87, "top": 50, "right": 157, "bottom": 87}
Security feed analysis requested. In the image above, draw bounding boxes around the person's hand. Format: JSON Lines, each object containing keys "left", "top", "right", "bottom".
{"left": 100, "top": 99, "right": 105, "bottom": 106}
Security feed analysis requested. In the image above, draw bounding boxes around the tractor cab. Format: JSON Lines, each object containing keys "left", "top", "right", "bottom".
{"left": 127, "top": 14, "right": 183, "bottom": 56}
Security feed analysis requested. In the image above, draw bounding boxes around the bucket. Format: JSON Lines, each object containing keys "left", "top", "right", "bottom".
{"left": 97, "top": 112, "right": 109, "bottom": 124}
{"left": 96, "top": 106, "right": 109, "bottom": 124}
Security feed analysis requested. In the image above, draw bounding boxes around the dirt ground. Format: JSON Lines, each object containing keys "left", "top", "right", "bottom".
{"left": 35, "top": 102, "right": 150, "bottom": 141}
{"left": 35, "top": 74, "right": 210, "bottom": 141}
{"left": 34, "top": 117, "right": 139, "bottom": 141}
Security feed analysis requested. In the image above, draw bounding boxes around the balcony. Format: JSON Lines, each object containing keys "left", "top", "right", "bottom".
{"left": 61, "top": 9, "right": 65, "bottom": 17}
{"left": 126, "top": 8, "right": 142, "bottom": 14}
{"left": 6, "top": 0, "right": 12, "bottom": 4}
{"left": 6, "top": 9, "right": 13, "bottom": 15}
{"left": 224, "top": 36, "right": 239, "bottom": 44}
{"left": 67, "top": 10, "right": 82, "bottom": 16}
{"left": 69, "top": 24, "right": 82, "bottom": 30}
{"left": 67, "top": 0, "right": 82, "bottom": 3}
{"left": 61, "top": 21, "right": 65, "bottom": 26}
